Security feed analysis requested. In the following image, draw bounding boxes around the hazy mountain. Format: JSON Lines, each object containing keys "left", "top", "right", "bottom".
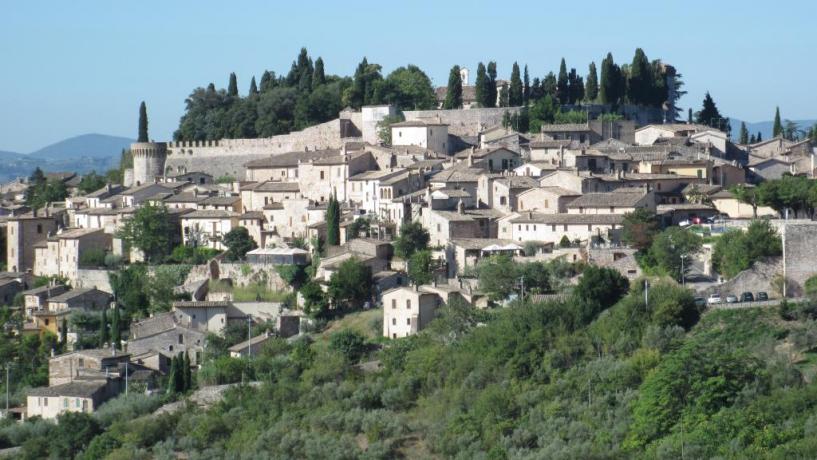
{"left": 730, "top": 119, "right": 816, "bottom": 142}
{"left": 28, "top": 133, "right": 133, "bottom": 161}
{"left": 0, "top": 134, "right": 133, "bottom": 183}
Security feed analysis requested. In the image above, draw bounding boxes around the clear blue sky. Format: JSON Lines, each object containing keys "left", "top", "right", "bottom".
{"left": 1, "top": 0, "right": 814, "bottom": 152}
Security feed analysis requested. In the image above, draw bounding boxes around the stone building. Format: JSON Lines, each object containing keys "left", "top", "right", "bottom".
{"left": 382, "top": 286, "right": 443, "bottom": 339}
{"left": 6, "top": 209, "right": 64, "bottom": 272}
{"left": 180, "top": 210, "right": 240, "bottom": 250}
{"left": 390, "top": 120, "right": 449, "bottom": 155}
{"left": 505, "top": 212, "right": 624, "bottom": 245}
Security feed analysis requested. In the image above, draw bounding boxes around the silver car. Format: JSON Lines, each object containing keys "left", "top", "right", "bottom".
{"left": 725, "top": 294, "right": 739, "bottom": 304}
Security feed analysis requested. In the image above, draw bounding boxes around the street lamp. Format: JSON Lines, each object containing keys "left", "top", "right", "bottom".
{"left": 680, "top": 254, "right": 687, "bottom": 287}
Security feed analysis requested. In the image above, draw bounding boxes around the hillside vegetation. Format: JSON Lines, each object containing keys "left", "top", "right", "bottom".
{"left": 4, "top": 274, "right": 817, "bottom": 458}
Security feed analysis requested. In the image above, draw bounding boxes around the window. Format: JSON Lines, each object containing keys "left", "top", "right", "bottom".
{"left": 392, "top": 318, "right": 396, "bottom": 325}
{"left": 436, "top": 224, "right": 441, "bottom": 232}
{"left": 391, "top": 299, "right": 396, "bottom": 309}
{"left": 697, "top": 169, "right": 703, "bottom": 178}
{"left": 406, "top": 299, "right": 411, "bottom": 309}
{"left": 406, "top": 318, "right": 411, "bottom": 325}
{"left": 610, "top": 206, "right": 615, "bottom": 213}
{"left": 320, "top": 171, "right": 325, "bottom": 180}
{"left": 552, "top": 224, "right": 556, "bottom": 231}
{"left": 43, "top": 398, "right": 47, "bottom": 407}
{"left": 78, "top": 358, "right": 84, "bottom": 368}
{"left": 64, "top": 398, "right": 68, "bottom": 408}
{"left": 178, "top": 334, "right": 184, "bottom": 344}
{"left": 37, "top": 224, "right": 42, "bottom": 234}
{"left": 588, "top": 224, "right": 592, "bottom": 231}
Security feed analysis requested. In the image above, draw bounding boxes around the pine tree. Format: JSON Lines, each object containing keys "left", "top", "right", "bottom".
{"left": 111, "top": 304, "right": 121, "bottom": 350}
{"left": 227, "top": 73, "right": 238, "bottom": 97}
{"left": 523, "top": 65, "right": 530, "bottom": 105}
{"left": 557, "top": 58, "right": 569, "bottom": 104}
{"left": 474, "top": 62, "right": 488, "bottom": 107}
{"left": 99, "top": 308, "right": 108, "bottom": 348}
{"left": 313, "top": 57, "right": 326, "bottom": 86}
{"left": 509, "top": 62, "right": 523, "bottom": 106}
{"left": 487, "top": 62, "right": 498, "bottom": 108}
{"left": 585, "top": 62, "right": 598, "bottom": 102}
{"left": 325, "top": 194, "right": 340, "bottom": 246}
{"left": 739, "top": 122, "right": 749, "bottom": 144}
{"left": 443, "top": 65, "right": 463, "bottom": 109}
{"left": 166, "top": 355, "right": 178, "bottom": 394}
{"left": 137, "top": 101, "right": 148, "bottom": 142}
{"left": 248, "top": 77, "right": 258, "bottom": 96}
{"left": 773, "top": 107, "right": 782, "bottom": 137}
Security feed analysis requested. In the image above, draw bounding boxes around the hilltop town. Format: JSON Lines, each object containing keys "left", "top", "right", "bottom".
{"left": 2, "top": 48, "right": 817, "bottom": 458}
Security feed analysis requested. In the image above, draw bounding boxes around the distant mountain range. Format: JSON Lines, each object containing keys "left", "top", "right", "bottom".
{"left": 0, "top": 134, "right": 133, "bottom": 183}
{"left": 729, "top": 119, "right": 816, "bottom": 142}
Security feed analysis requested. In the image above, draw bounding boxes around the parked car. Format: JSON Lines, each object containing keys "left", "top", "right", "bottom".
{"left": 726, "top": 294, "right": 739, "bottom": 303}
{"left": 703, "top": 216, "right": 716, "bottom": 224}
{"left": 679, "top": 219, "right": 691, "bottom": 227}
{"left": 740, "top": 292, "right": 754, "bottom": 302}
{"left": 707, "top": 293, "right": 722, "bottom": 305}
{"left": 756, "top": 292, "right": 769, "bottom": 301}
{"left": 694, "top": 297, "right": 707, "bottom": 308}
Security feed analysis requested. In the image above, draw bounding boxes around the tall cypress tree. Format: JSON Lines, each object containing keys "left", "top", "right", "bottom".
{"left": 325, "top": 194, "right": 340, "bottom": 246}
{"left": 688, "top": 108, "right": 693, "bottom": 123}
{"left": 474, "top": 62, "right": 488, "bottom": 107}
{"left": 773, "top": 107, "right": 782, "bottom": 137}
{"left": 486, "top": 62, "right": 498, "bottom": 108}
{"left": 498, "top": 83, "right": 509, "bottom": 107}
{"left": 174, "top": 352, "right": 184, "bottom": 393}
{"left": 627, "top": 48, "right": 652, "bottom": 105}
{"left": 508, "top": 62, "right": 523, "bottom": 106}
{"left": 585, "top": 62, "right": 598, "bottom": 102}
{"left": 99, "top": 308, "right": 109, "bottom": 348}
{"left": 137, "top": 101, "right": 148, "bottom": 142}
{"left": 696, "top": 92, "right": 723, "bottom": 128}
{"left": 228, "top": 73, "right": 238, "bottom": 97}
{"left": 166, "top": 355, "right": 178, "bottom": 394}
{"left": 557, "top": 58, "right": 569, "bottom": 104}
{"left": 567, "top": 68, "right": 584, "bottom": 104}
{"left": 749, "top": 133, "right": 756, "bottom": 144}
{"left": 598, "top": 53, "right": 620, "bottom": 106}
{"left": 739, "top": 122, "right": 749, "bottom": 144}
{"left": 259, "top": 71, "right": 272, "bottom": 93}
{"left": 313, "top": 57, "right": 326, "bottom": 86}
{"left": 443, "top": 65, "right": 463, "bottom": 109}
{"left": 756, "top": 131, "right": 762, "bottom": 142}
{"left": 249, "top": 77, "right": 258, "bottom": 96}
{"left": 523, "top": 65, "right": 530, "bottom": 105}
{"left": 111, "top": 304, "right": 121, "bottom": 350}
{"left": 182, "top": 351, "right": 191, "bottom": 392}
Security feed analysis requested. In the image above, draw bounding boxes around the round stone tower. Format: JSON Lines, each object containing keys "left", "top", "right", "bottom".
{"left": 131, "top": 142, "right": 167, "bottom": 186}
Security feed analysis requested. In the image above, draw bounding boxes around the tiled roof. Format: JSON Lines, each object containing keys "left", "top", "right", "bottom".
{"left": 566, "top": 191, "right": 648, "bottom": 208}
{"left": 244, "top": 149, "right": 340, "bottom": 168}
{"left": 511, "top": 212, "right": 625, "bottom": 225}
{"left": 173, "top": 301, "right": 231, "bottom": 309}
{"left": 28, "top": 381, "right": 108, "bottom": 398}
{"left": 254, "top": 182, "right": 301, "bottom": 193}
{"left": 183, "top": 210, "right": 239, "bottom": 219}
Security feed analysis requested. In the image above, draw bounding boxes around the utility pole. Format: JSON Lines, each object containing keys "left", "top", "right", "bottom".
{"left": 644, "top": 279, "right": 649, "bottom": 311}
{"left": 125, "top": 362, "right": 128, "bottom": 396}
{"left": 680, "top": 254, "right": 686, "bottom": 287}
{"left": 5, "top": 365, "right": 9, "bottom": 415}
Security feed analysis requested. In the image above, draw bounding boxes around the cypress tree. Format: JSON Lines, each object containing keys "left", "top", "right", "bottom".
{"left": 773, "top": 107, "right": 782, "bottom": 137}
{"left": 585, "top": 62, "right": 598, "bottom": 102}
{"left": 60, "top": 319, "right": 67, "bottom": 348}
{"left": 498, "top": 83, "right": 509, "bottom": 107}
{"left": 313, "top": 57, "right": 326, "bottom": 86}
{"left": 259, "top": 71, "right": 272, "bottom": 93}
{"left": 166, "top": 355, "right": 178, "bottom": 394}
{"left": 749, "top": 133, "right": 756, "bottom": 144}
{"left": 99, "top": 308, "right": 108, "bottom": 348}
{"left": 688, "top": 108, "right": 693, "bottom": 123}
{"left": 523, "top": 65, "right": 530, "bottom": 105}
{"left": 228, "top": 73, "right": 238, "bottom": 97}
{"left": 137, "top": 101, "right": 148, "bottom": 142}
{"left": 443, "top": 65, "right": 463, "bottom": 109}
{"left": 757, "top": 131, "right": 762, "bottom": 142}
{"left": 111, "top": 304, "right": 121, "bottom": 350}
{"left": 249, "top": 77, "right": 258, "bottom": 96}
{"left": 696, "top": 92, "right": 722, "bottom": 128}
{"left": 567, "top": 68, "right": 584, "bottom": 104}
{"left": 739, "top": 122, "right": 749, "bottom": 144}
{"left": 627, "top": 48, "right": 652, "bottom": 105}
{"left": 474, "top": 62, "right": 488, "bottom": 107}
{"left": 325, "top": 194, "right": 340, "bottom": 246}
{"left": 598, "top": 53, "right": 620, "bottom": 106}
{"left": 509, "top": 62, "right": 523, "bottom": 106}
{"left": 182, "top": 351, "right": 191, "bottom": 392}
{"left": 174, "top": 352, "right": 184, "bottom": 393}
{"left": 557, "top": 58, "right": 569, "bottom": 104}
{"left": 486, "top": 62, "right": 498, "bottom": 108}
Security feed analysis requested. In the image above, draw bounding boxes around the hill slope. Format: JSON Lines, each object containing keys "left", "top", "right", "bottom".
{"left": 28, "top": 133, "right": 133, "bottom": 161}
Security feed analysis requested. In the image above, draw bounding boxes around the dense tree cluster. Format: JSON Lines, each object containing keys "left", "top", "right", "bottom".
{"left": 174, "top": 48, "right": 436, "bottom": 141}
{"left": 712, "top": 219, "right": 782, "bottom": 278}
{"left": 25, "top": 167, "right": 68, "bottom": 210}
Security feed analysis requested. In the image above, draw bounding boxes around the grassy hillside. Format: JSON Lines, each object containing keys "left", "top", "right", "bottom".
{"left": 5, "top": 278, "right": 817, "bottom": 459}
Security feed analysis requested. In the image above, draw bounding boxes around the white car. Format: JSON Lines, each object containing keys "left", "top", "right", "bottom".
{"left": 679, "top": 219, "right": 691, "bottom": 227}
{"left": 707, "top": 294, "right": 722, "bottom": 305}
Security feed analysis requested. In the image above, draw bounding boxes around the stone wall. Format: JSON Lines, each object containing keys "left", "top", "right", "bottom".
{"left": 163, "top": 118, "right": 361, "bottom": 179}
{"left": 403, "top": 107, "right": 522, "bottom": 136}
{"left": 783, "top": 222, "right": 817, "bottom": 296}
{"left": 75, "top": 269, "right": 113, "bottom": 293}
{"left": 700, "top": 258, "right": 783, "bottom": 298}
